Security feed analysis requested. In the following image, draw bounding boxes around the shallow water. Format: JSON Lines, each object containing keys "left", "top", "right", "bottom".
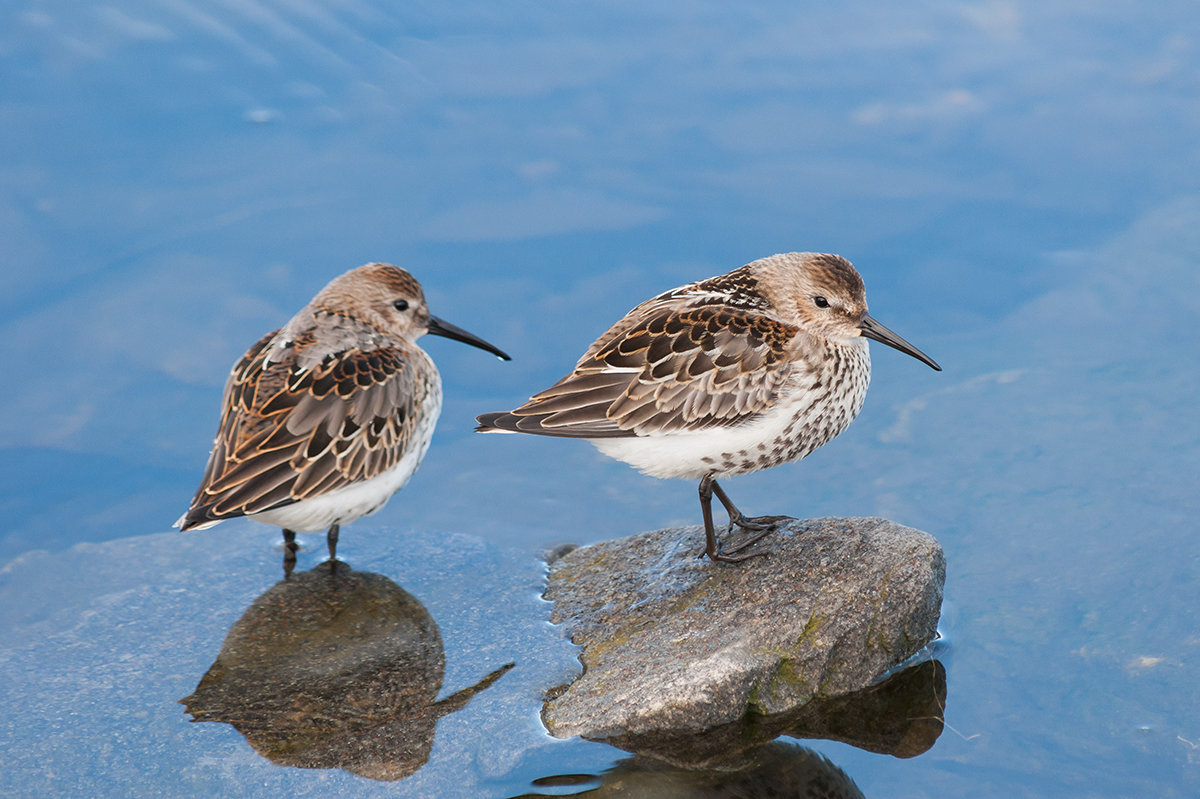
{"left": 2, "top": 2, "right": 1199, "bottom": 796}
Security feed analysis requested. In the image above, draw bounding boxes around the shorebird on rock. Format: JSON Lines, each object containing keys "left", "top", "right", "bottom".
{"left": 476, "top": 252, "right": 939, "bottom": 563}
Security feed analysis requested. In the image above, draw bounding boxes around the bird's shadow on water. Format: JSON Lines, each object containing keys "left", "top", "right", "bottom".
{"left": 179, "top": 560, "right": 513, "bottom": 782}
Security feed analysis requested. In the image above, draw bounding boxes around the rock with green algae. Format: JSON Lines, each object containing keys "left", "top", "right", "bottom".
{"left": 541, "top": 517, "right": 944, "bottom": 741}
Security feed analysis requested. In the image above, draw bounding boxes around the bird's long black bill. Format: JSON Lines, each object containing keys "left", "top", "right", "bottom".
{"left": 427, "top": 315, "right": 511, "bottom": 360}
{"left": 860, "top": 314, "right": 941, "bottom": 371}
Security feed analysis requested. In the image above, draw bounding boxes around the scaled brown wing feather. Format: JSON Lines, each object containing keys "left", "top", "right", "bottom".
{"left": 480, "top": 306, "right": 800, "bottom": 438}
{"left": 180, "top": 336, "right": 421, "bottom": 528}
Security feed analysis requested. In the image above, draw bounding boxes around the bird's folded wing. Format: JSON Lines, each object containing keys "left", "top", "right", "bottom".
{"left": 479, "top": 306, "right": 801, "bottom": 438}
{"left": 180, "top": 334, "right": 423, "bottom": 528}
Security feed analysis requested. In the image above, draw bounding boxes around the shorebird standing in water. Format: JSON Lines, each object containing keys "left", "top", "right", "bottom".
{"left": 476, "top": 252, "right": 940, "bottom": 563}
{"left": 178, "top": 263, "right": 510, "bottom": 573}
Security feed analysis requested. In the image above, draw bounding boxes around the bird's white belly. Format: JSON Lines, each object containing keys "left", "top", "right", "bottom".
{"left": 594, "top": 345, "right": 870, "bottom": 480}
{"left": 247, "top": 390, "right": 442, "bottom": 532}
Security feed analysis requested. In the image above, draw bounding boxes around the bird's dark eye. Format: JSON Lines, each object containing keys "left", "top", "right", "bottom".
{"left": 813, "top": 296, "right": 829, "bottom": 308}
{"left": 393, "top": 299, "right": 409, "bottom": 312}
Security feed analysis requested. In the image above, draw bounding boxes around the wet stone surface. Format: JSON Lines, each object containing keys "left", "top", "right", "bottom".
{"left": 542, "top": 517, "right": 945, "bottom": 741}
{"left": 0, "top": 526, "right": 606, "bottom": 798}
{"left": 595, "top": 659, "right": 947, "bottom": 770}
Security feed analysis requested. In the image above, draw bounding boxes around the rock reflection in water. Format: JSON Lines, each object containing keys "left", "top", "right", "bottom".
{"left": 522, "top": 660, "right": 943, "bottom": 796}
{"left": 520, "top": 741, "right": 864, "bottom": 798}
{"left": 596, "top": 659, "right": 946, "bottom": 770}
{"left": 180, "top": 561, "right": 512, "bottom": 781}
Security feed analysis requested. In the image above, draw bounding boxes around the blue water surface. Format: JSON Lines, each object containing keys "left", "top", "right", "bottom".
{"left": 2, "top": 2, "right": 1198, "bottom": 797}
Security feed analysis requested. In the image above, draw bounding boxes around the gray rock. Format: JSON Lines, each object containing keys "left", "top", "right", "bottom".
{"left": 597, "top": 659, "right": 946, "bottom": 769}
{"left": 542, "top": 517, "right": 945, "bottom": 741}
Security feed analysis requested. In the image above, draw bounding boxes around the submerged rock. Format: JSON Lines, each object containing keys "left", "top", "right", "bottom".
{"left": 542, "top": 517, "right": 944, "bottom": 741}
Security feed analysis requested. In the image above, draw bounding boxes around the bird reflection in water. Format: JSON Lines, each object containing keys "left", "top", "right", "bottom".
{"left": 522, "top": 659, "right": 945, "bottom": 797}
{"left": 180, "top": 561, "right": 513, "bottom": 781}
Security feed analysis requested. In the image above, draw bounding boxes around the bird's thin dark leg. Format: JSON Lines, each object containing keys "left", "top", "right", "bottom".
{"left": 282, "top": 529, "right": 298, "bottom": 577}
{"left": 698, "top": 475, "right": 721, "bottom": 560}
{"left": 326, "top": 522, "right": 340, "bottom": 572}
{"left": 698, "top": 476, "right": 765, "bottom": 563}
{"left": 709, "top": 479, "right": 790, "bottom": 555}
